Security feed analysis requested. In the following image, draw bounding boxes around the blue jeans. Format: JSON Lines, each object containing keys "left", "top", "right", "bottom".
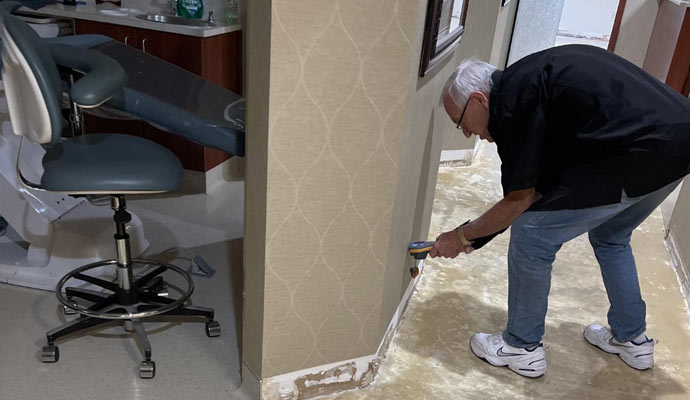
{"left": 502, "top": 180, "right": 682, "bottom": 348}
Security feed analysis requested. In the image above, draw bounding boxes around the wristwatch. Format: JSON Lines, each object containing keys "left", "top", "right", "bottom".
{"left": 456, "top": 224, "right": 472, "bottom": 247}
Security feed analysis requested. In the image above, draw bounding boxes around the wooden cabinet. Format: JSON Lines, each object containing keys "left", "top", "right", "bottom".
{"left": 666, "top": 9, "right": 690, "bottom": 97}
{"left": 74, "top": 20, "right": 242, "bottom": 172}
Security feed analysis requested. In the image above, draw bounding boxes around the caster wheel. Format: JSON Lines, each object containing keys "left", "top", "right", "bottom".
{"left": 41, "top": 345, "right": 59, "bottom": 363}
{"left": 140, "top": 360, "right": 156, "bottom": 379}
{"left": 144, "top": 278, "right": 168, "bottom": 297}
{"left": 205, "top": 320, "right": 221, "bottom": 337}
{"left": 63, "top": 301, "right": 78, "bottom": 316}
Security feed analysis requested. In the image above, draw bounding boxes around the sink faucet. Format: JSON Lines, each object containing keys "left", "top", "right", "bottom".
{"left": 208, "top": 9, "right": 216, "bottom": 25}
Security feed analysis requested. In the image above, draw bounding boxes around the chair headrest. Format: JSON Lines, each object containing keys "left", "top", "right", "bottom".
{"left": 1, "top": 13, "right": 63, "bottom": 144}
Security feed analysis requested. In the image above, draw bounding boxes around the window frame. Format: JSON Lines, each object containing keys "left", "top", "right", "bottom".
{"left": 419, "top": 0, "right": 470, "bottom": 77}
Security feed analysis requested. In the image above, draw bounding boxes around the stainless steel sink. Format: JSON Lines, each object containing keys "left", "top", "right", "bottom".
{"left": 135, "top": 14, "right": 215, "bottom": 27}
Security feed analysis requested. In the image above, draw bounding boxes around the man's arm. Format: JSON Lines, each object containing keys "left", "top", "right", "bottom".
{"left": 464, "top": 187, "right": 540, "bottom": 240}
{"left": 430, "top": 188, "right": 541, "bottom": 258}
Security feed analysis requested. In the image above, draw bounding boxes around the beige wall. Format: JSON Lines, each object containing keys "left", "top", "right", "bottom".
{"left": 490, "top": 0, "right": 520, "bottom": 69}
{"left": 243, "top": 0, "right": 271, "bottom": 379}
{"left": 245, "top": 0, "right": 422, "bottom": 379}
{"left": 243, "top": 0, "right": 518, "bottom": 385}
{"left": 642, "top": 1, "right": 686, "bottom": 82}
{"left": 441, "top": 1, "right": 516, "bottom": 153}
{"left": 404, "top": 0, "right": 518, "bottom": 293}
{"left": 668, "top": 179, "right": 690, "bottom": 303}
{"left": 614, "top": 0, "right": 660, "bottom": 67}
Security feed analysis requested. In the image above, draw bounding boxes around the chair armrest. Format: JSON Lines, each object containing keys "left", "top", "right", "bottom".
{"left": 47, "top": 43, "right": 126, "bottom": 107}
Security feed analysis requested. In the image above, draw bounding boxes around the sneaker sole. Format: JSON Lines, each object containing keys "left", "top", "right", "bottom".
{"left": 469, "top": 337, "right": 545, "bottom": 378}
{"left": 582, "top": 331, "right": 653, "bottom": 371}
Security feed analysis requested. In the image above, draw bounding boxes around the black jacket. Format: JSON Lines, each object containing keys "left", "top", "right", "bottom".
{"left": 489, "top": 44, "right": 690, "bottom": 211}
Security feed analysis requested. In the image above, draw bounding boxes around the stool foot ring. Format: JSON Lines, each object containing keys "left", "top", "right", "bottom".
{"left": 56, "top": 259, "right": 194, "bottom": 320}
{"left": 43, "top": 258, "right": 217, "bottom": 379}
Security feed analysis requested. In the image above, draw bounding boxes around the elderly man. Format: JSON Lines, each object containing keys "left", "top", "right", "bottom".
{"left": 432, "top": 44, "right": 690, "bottom": 378}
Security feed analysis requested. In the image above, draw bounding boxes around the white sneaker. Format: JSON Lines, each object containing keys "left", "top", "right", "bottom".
{"left": 583, "top": 324, "right": 654, "bottom": 370}
{"left": 469, "top": 332, "right": 546, "bottom": 378}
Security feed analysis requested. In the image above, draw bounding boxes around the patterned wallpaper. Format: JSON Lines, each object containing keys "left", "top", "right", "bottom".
{"left": 260, "top": 0, "right": 417, "bottom": 377}
{"left": 244, "top": 0, "right": 514, "bottom": 379}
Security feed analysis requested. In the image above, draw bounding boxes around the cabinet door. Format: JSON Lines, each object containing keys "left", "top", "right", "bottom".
{"left": 137, "top": 28, "right": 237, "bottom": 171}
{"left": 134, "top": 28, "right": 211, "bottom": 171}
{"left": 136, "top": 27, "right": 203, "bottom": 75}
{"left": 201, "top": 31, "right": 242, "bottom": 93}
{"left": 74, "top": 19, "right": 137, "bottom": 47}
{"left": 199, "top": 32, "right": 242, "bottom": 169}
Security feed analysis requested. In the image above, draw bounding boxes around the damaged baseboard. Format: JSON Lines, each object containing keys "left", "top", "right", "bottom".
{"left": 439, "top": 149, "right": 474, "bottom": 167}
{"left": 257, "top": 259, "right": 427, "bottom": 400}
{"left": 665, "top": 231, "right": 690, "bottom": 310}
{"left": 439, "top": 139, "right": 482, "bottom": 167}
{"left": 260, "top": 355, "right": 379, "bottom": 399}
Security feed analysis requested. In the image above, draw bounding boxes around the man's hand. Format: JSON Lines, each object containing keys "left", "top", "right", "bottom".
{"left": 427, "top": 188, "right": 539, "bottom": 259}
{"left": 429, "top": 229, "right": 473, "bottom": 258}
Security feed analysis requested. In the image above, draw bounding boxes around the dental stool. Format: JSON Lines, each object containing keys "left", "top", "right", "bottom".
{"left": 1, "top": 14, "right": 220, "bottom": 378}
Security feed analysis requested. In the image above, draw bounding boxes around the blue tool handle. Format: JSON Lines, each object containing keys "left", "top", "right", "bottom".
{"left": 408, "top": 240, "right": 435, "bottom": 260}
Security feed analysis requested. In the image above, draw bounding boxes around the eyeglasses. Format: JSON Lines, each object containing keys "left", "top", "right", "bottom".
{"left": 456, "top": 97, "right": 472, "bottom": 130}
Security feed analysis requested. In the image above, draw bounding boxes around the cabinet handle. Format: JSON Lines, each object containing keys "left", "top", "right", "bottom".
{"left": 141, "top": 38, "right": 148, "bottom": 53}
{"left": 124, "top": 35, "right": 130, "bottom": 45}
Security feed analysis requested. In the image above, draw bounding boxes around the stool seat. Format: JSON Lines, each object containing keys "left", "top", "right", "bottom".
{"left": 41, "top": 134, "right": 183, "bottom": 193}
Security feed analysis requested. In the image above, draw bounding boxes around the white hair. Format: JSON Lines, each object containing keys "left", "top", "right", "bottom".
{"left": 442, "top": 58, "right": 497, "bottom": 108}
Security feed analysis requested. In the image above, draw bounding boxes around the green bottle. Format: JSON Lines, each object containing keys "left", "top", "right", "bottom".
{"left": 224, "top": 0, "right": 239, "bottom": 25}
{"left": 178, "top": 0, "right": 204, "bottom": 19}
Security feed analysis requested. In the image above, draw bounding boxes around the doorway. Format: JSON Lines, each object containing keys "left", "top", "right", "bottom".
{"left": 507, "top": 0, "right": 621, "bottom": 66}
{"left": 556, "top": 0, "right": 619, "bottom": 49}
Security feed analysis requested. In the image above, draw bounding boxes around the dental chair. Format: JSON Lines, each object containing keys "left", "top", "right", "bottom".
{"left": 0, "top": 18, "right": 244, "bottom": 291}
{"left": 0, "top": 12, "right": 241, "bottom": 378}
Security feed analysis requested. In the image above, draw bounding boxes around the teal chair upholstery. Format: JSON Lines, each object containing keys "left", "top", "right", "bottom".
{"left": 2, "top": 13, "right": 183, "bottom": 192}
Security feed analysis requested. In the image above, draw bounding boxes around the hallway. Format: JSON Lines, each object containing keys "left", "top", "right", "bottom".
{"left": 325, "top": 143, "right": 690, "bottom": 399}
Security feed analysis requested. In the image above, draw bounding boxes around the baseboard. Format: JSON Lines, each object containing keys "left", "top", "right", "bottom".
{"left": 257, "top": 259, "right": 427, "bottom": 400}
{"left": 242, "top": 362, "right": 262, "bottom": 400}
{"left": 665, "top": 231, "right": 690, "bottom": 310}
{"left": 177, "top": 157, "right": 246, "bottom": 194}
{"left": 439, "top": 139, "right": 482, "bottom": 167}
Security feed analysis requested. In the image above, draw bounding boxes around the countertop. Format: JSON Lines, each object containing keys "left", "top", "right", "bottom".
{"left": 18, "top": 3, "right": 240, "bottom": 38}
